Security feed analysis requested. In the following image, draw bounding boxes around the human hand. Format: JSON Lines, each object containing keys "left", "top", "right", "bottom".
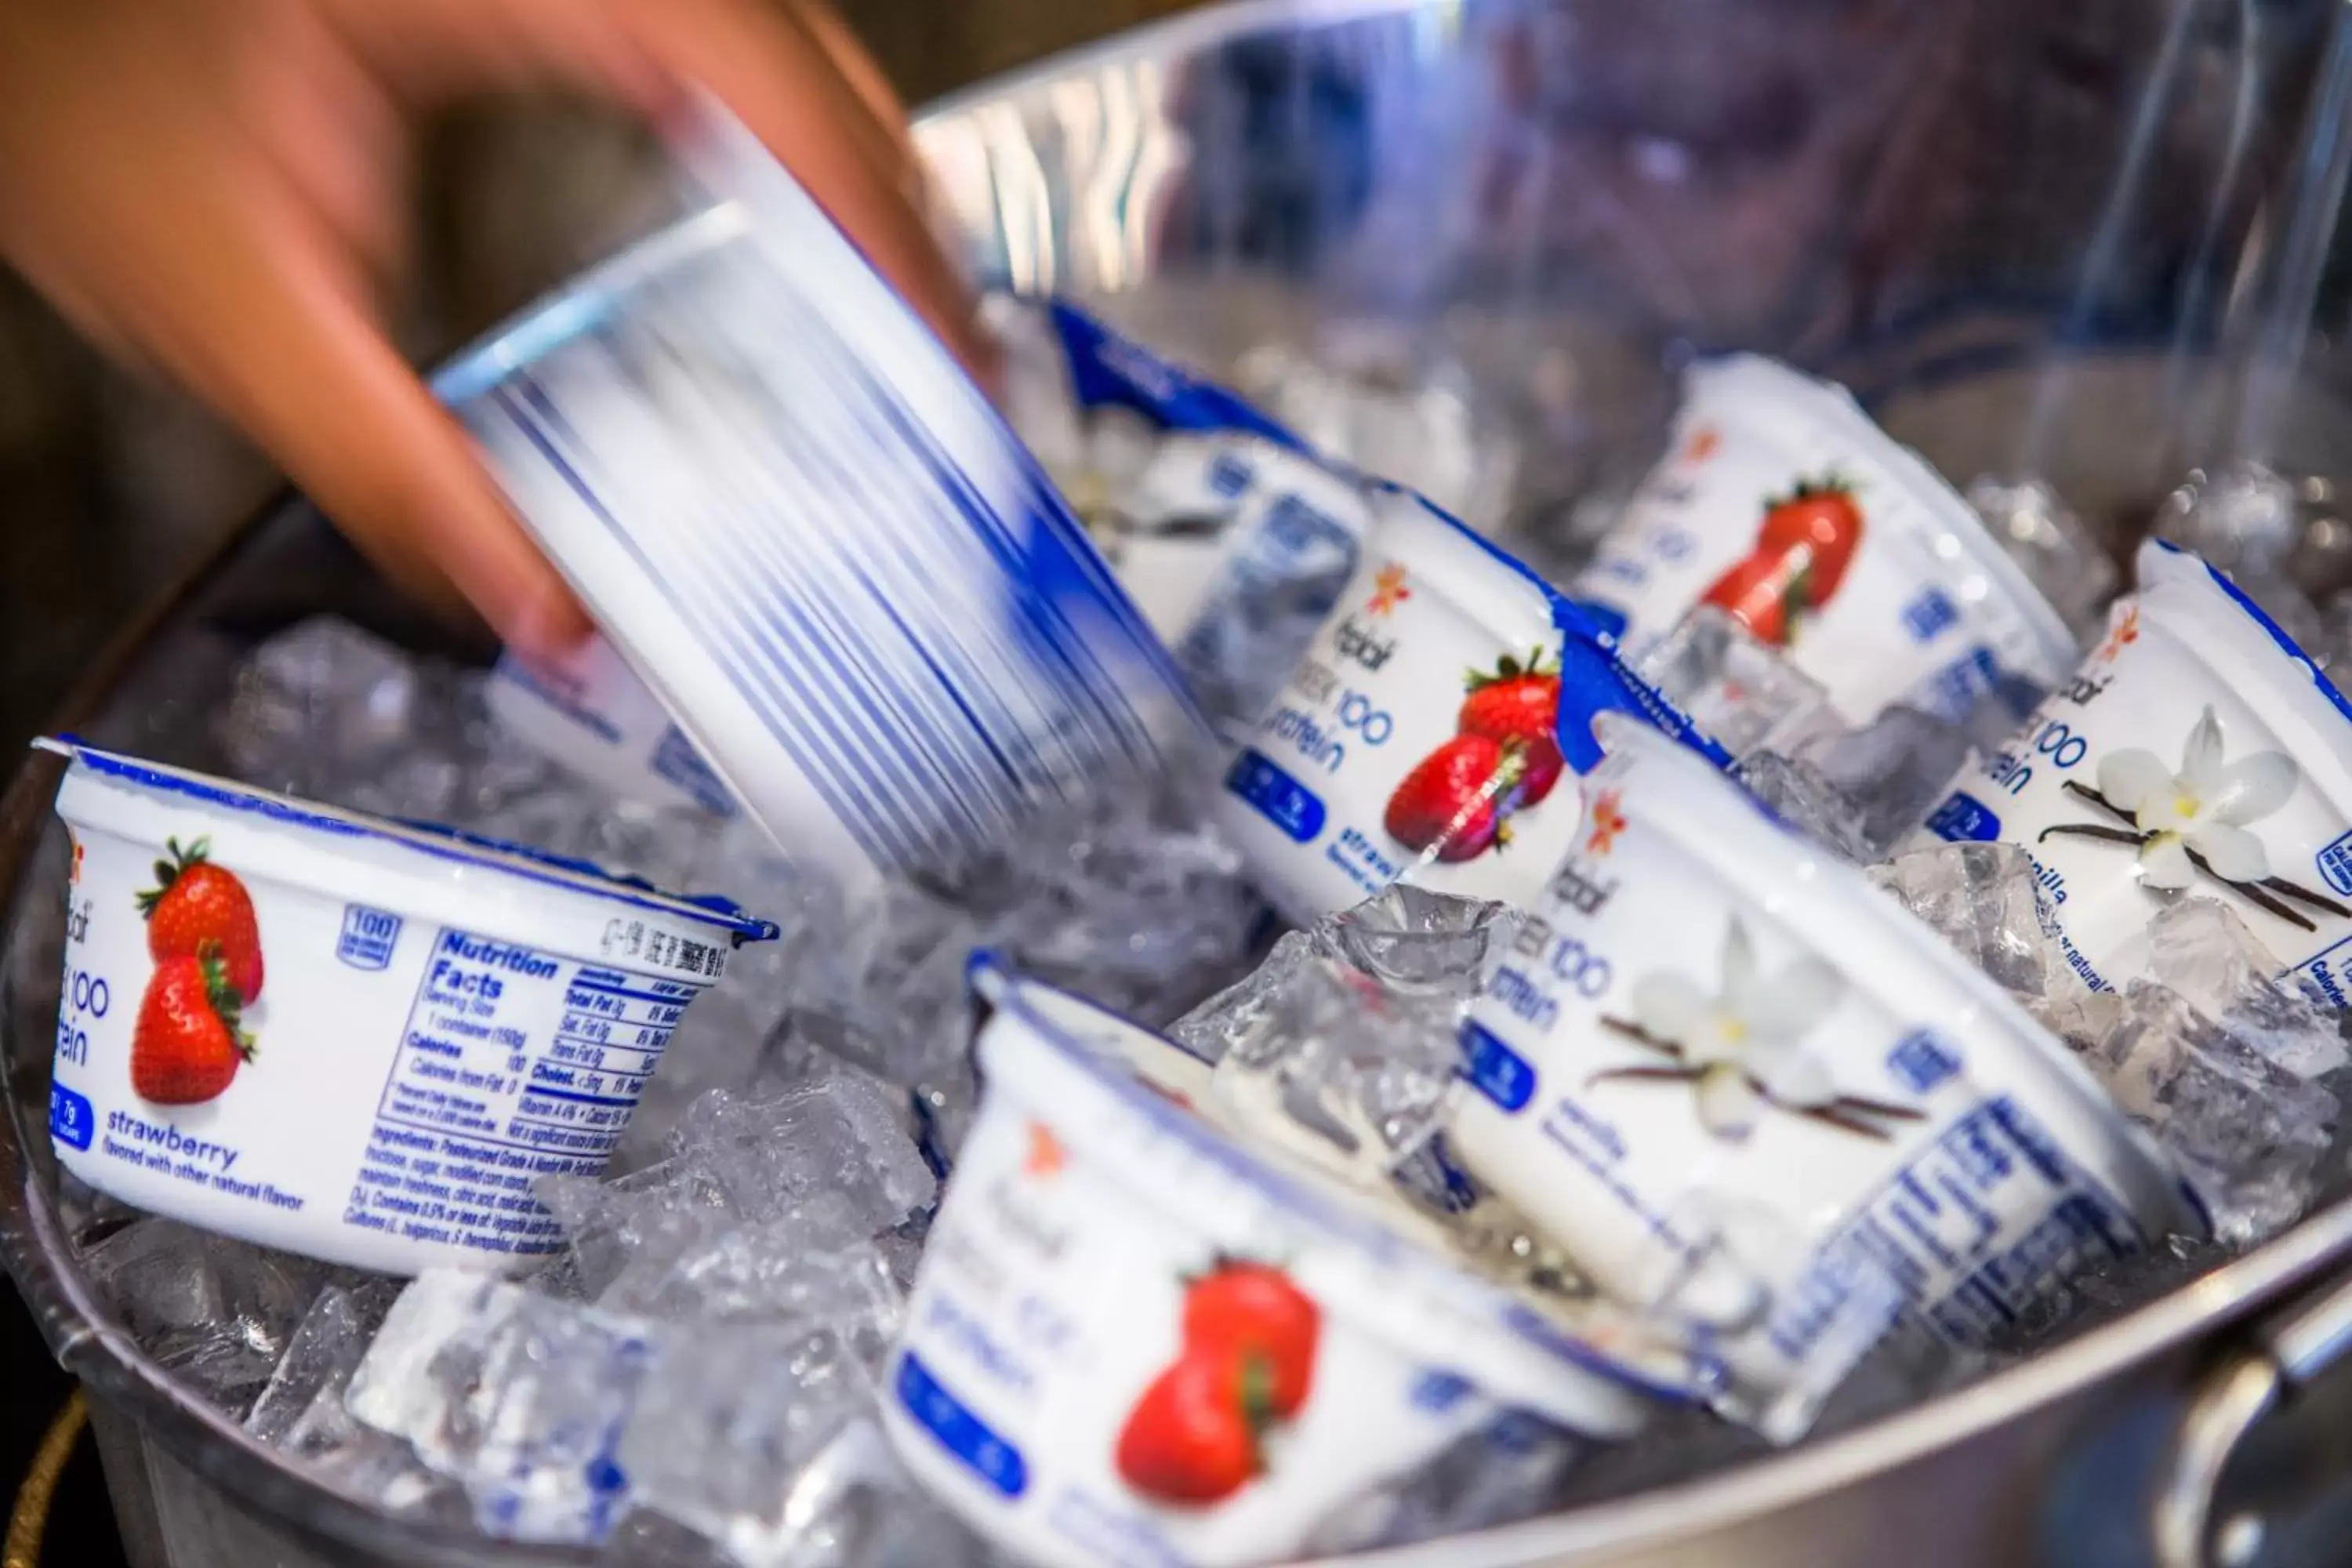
{"left": 0, "top": 0, "right": 986, "bottom": 659}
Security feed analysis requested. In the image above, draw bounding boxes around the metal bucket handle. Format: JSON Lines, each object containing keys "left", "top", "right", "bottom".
{"left": 2154, "top": 1270, "right": 2352, "bottom": 1566}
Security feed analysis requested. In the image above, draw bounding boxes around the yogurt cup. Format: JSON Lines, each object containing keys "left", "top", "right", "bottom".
{"left": 994, "top": 300, "right": 1376, "bottom": 738}
{"left": 1916, "top": 538, "right": 2352, "bottom": 997}
{"left": 882, "top": 958, "right": 1685, "bottom": 1568}
{"left": 441, "top": 112, "right": 1205, "bottom": 899}
{"left": 1112, "top": 433, "right": 1374, "bottom": 737}
{"left": 40, "top": 738, "right": 776, "bottom": 1276}
{"left": 1575, "top": 355, "right": 2078, "bottom": 727}
{"left": 1447, "top": 719, "right": 2200, "bottom": 1436}
{"left": 1214, "top": 488, "right": 1727, "bottom": 924}
{"left": 483, "top": 637, "right": 739, "bottom": 818}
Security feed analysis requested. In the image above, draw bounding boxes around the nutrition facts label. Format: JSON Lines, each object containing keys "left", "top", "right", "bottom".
{"left": 1769, "top": 1095, "right": 2145, "bottom": 1363}
{"left": 343, "top": 926, "right": 690, "bottom": 1260}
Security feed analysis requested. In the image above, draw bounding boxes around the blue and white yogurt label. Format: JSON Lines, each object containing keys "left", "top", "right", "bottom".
{"left": 1915, "top": 543, "right": 2352, "bottom": 993}
{"left": 1446, "top": 731, "right": 2161, "bottom": 1432}
{"left": 445, "top": 111, "right": 1206, "bottom": 893}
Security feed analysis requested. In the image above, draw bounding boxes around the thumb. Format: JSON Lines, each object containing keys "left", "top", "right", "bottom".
{"left": 186, "top": 225, "right": 593, "bottom": 659}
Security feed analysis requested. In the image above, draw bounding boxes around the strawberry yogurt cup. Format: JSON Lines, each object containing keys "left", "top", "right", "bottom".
{"left": 882, "top": 957, "right": 1696, "bottom": 1568}
{"left": 1575, "top": 355, "right": 2079, "bottom": 728}
{"left": 1448, "top": 718, "right": 2201, "bottom": 1438}
{"left": 1214, "top": 488, "right": 1726, "bottom": 925}
{"left": 1916, "top": 539, "right": 2352, "bottom": 996}
{"left": 39, "top": 738, "right": 775, "bottom": 1277}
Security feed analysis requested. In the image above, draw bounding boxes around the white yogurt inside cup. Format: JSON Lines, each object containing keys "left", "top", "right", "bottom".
{"left": 1447, "top": 719, "right": 2200, "bottom": 1436}
{"left": 1574, "top": 355, "right": 2078, "bottom": 727}
{"left": 882, "top": 957, "right": 1689, "bottom": 1568}
{"left": 1214, "top": 488, "right": 1728, "bottom": 925}
{"left": 1915, "top": 537, "right": 2352, "bottom": 996}
{"left": 41, "top": 738, "right": 775, "bottom": 1276}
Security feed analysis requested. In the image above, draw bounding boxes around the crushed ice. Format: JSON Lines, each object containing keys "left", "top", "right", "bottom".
{"left": 56, "top": 358, "right": 2352, "bottom": 1564}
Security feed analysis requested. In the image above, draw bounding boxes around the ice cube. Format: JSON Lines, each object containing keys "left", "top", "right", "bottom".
{"left": 349, "top": 1272, "right": 652, "bottom": 1544}
{"left": 1319, "top": 884, "right": 1515, "bottom": 995}
{"left": 217, "top": 617, "right": 435, "bottom": 795}
{"left": 963, "top": 771, "right": 1269, "bottom": 1028}
{"left": 1867, "top": 841, "right": 2080, "bottom": 1000}
{"left": 540, "top": 1079, "right": 925, "bottom": 1331}
{"left": 2077, "top": 981, "right": 2338, "bottom": 1246}
{"left": 1174, "top": 893, "right": 1492, "bottom": 1183}
{"left": 2145, "top": 897, "right": 2349, "bottom": 1078}
{"left": 1234, "top": 329, "right": 1515, "bottom": 530}
{"left": 615, "top": 1325, "right": 879, "bottom": 1558}
{"left": 245, "top": 1283, "right": 398, "bottom": 1446}
{"left": 537, "top": 1158, "right": 735, "bottom": 1304}
{"left": 799, "top": 880, "right": 992, "bottom": 1093}
{"left": 1173, "top": 889, "right": 1501, "bottom": 1064}
{"left": 2154, "top": 461, "right": 2303, "bottom": 575}
{"left": 1637, "top": 606, "right": 1841, "bottom": 760}
{"left": 349, "top": 1272, "right": 927, "bottom": 1559}
{"left": 598, "top": 1225, "right": 906, "bottom": 1343}
{"left": 668, "top": 1076, "right": 935, "bottom": 1235}
{"left": 79, "top": 1219, "right": 325, "bottom": 1414}
{"left": 1965, "top": 476, "right": 2119, "bottom": 638}
{"left": 460, "top": 776, "right": 719, "bottom": 893}
{"left": 1788, "top": 705, "right": 1973, "bottom": 857}
{"left": 619, "top": 1416, "right": 981, "bottom": 1568}
{"left": 1735, "top": 753, "right": 1875, "bottom": 865}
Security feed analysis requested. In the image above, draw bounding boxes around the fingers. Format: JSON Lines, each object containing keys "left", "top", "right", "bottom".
{"left": 795, "top": 2, "right": 909, "bottom": 128}
{"left": 236, "top": 5, "right": 412, "bottom": 293}
{"left": 611, "top": 0, "right": 994, "bottom": 384}
{"left": 323, "top": 0, "right": 993, "bottom": 386}
{"left": 173, "top": 200, "right": 593, "bottom": 658}
{"left": 785, "top": 1, "right": 917, "bottom": 187}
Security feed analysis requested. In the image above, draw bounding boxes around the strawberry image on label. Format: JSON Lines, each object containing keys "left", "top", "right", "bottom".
{"left": 129, "top": 949, "right": 254, "bottom": 1105}
{"left": 1459, "top": 650, "right": 1565, "bottom": 808}
{"left": 1114, "top": 1344, "right": 1269, "bottom": 1505}
{"left": 1697, "top": 475, "right": 1864, "bottom": 648}
{"left": 139, "top": 837, "right": 264, "bottom": 1004}
{"left": 1385, "top": 734, "right": 1514, "bottom": 861}
{"left": 1181, "top": 1260, "right": 1321, "bottom": 1420}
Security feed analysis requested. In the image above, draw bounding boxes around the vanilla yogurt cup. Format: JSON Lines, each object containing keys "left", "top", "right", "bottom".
{"left": 1214, "top": 489, "right": 1727, "bottom": 925}
{"left": 40, "top": 738, "right": 775, "bottom": 1276}
{"left": 1448, "top": 718, "right": 2200, "bottom": 1438}
{"left": 485, "top": 637, "right": 739, "bottom": 818}
{"left": 1575, "top": 355, "right": 2078, "bottom": 727}
{"left": 882, "top": 957, "right": 1692, "bottom": 1568}
{"left": 1917, "top": 538, "right": 2352, "bottom": 997}
{"left": 992, "top": 300, "right": 1377, "bottom": 738}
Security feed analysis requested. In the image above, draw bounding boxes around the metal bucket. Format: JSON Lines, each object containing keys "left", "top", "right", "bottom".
{"left": 13, "top": 0, "right": 2352, "bottom": 1563}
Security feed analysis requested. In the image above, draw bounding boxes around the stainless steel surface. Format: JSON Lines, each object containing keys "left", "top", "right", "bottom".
{"left": 2152, "top": 1272, "right": 2352, "bottom": 1568}
{"left": 9, "top": 0, "right": 2352, "bottom": 1563}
